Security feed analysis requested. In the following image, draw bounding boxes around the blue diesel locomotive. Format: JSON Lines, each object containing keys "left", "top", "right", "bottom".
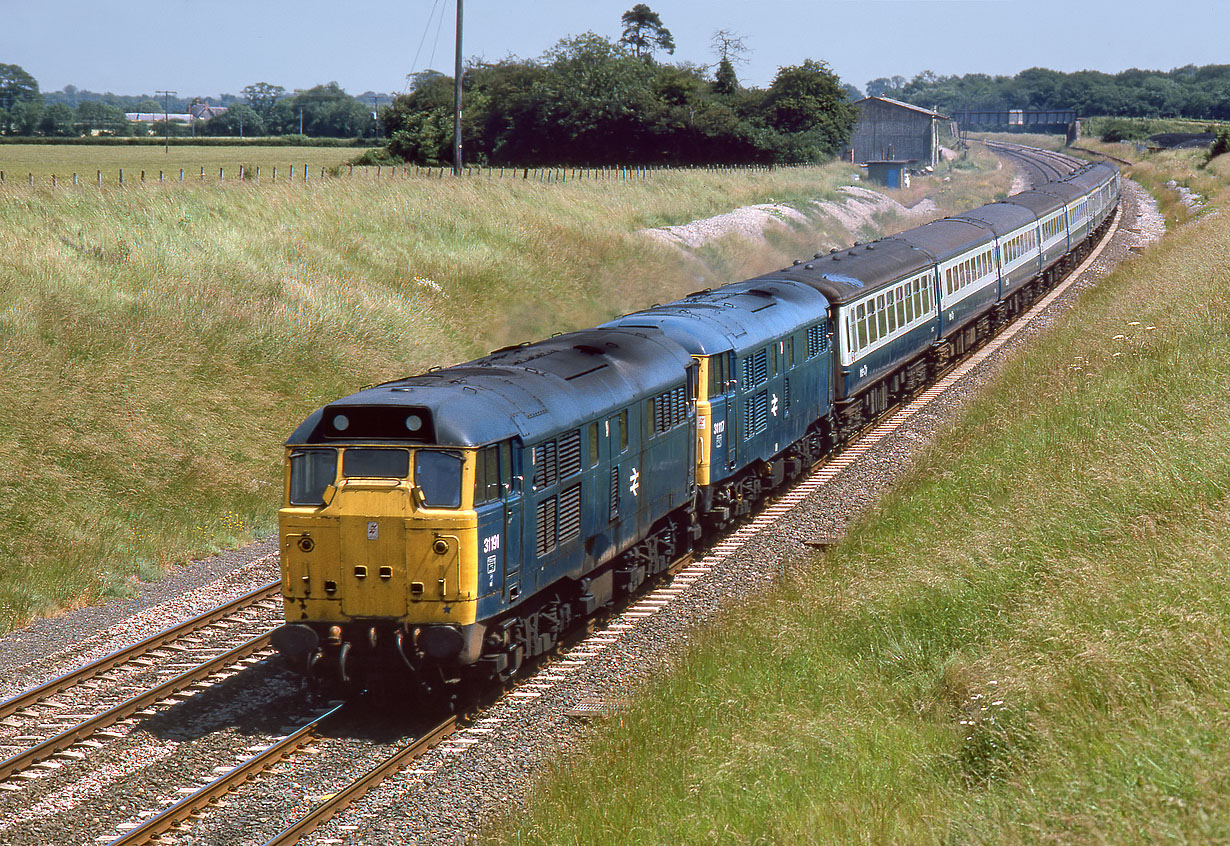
{"left": 272, "top": 160, "right": 1120, "bottom": 692}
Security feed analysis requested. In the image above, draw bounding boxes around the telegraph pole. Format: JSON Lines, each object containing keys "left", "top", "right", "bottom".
{"left": 453, "top": 0, "right": 463, "bottom": 176}
{"left": 156, "top": 89, "right": 176, "bottom": 153}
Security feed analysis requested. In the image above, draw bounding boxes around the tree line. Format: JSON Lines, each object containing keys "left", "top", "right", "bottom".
{"left": 0, "top": 63, "right": 384, "bottom": 139}
{"left": 867, "top": 64, "right": 1230, "bottom": 121}
{"left": 378, "top": 32, "right": 857, "bottom": 167}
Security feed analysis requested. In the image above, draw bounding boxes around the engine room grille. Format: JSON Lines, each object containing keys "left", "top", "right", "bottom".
{"left": 558, "top": 483, "right": 582, "bottom": 543}
{"left": 536, "top": 496, "right": 557, "bottom": 557}
{"left": 532, "top": 440, "right": 558, "bottom": 489}
{"left": 742, "top": 349, "right": 768, "bottom": 389}
{"left": 653, "top": 385, "right": 688, "bottom": 434}
{"left": 609, "top": 466, "right": 620, "bottom": 521}
{"left": 558, "top": 429, "right": 582, "bottom": 478}
{"left": 807, "top": 324, "right": 827, "bottom": 358}
{"left": 744, "top": 391, "right": 769, "bottom": 440}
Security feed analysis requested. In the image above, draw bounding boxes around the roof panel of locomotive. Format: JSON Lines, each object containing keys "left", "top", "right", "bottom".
{"left": 603, "top": 279, "right": 829, "bottom": 355}
{"left": 287, "top": 327, "right": 692, "bottom": 448}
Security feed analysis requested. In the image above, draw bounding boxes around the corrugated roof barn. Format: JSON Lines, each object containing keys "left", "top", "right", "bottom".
{"left": 845, "top": 96, "right": 950, "bottom": 168}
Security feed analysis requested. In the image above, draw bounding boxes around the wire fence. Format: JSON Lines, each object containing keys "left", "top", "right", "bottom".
{"left": 0, "top": 162, "right": 788, "bottom": 190}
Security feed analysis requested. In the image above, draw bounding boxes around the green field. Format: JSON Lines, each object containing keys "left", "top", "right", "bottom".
{"left": 0, "top": 144, "right": 1009, "bottom": 632}
{"left": 0, "top": 143, "right": 376, "bottom": 185}
{"left": 489, "top": 154, "right": 1230, "bottom": 843}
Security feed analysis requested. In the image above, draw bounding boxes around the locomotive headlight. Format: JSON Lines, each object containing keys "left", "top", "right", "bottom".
{"left": 405, "top": 414, "right": 423, "bottom": 432}
{"left": 433, "top": 539, "right": 449, "bottom": 555}
{"left": 297, "top": 536, "right": 315, "bottom": 553}
{"left": 332, "top": 414, "right": 350, "bottom": 431}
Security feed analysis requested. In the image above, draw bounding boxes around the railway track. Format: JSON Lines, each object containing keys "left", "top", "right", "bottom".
{"left": 0, "top": 581, "right": 282, "bottom": 784}
{"left": 983, "top": 139, "right": 1085, "bottom": 185}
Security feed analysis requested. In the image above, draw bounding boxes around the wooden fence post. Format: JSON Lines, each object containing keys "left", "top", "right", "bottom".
{"left": 200, "top": 167, "right": 205, "bottom": 181}
{"left": 273, "top": 167, "right": 277, "bottom": 181}
{"left": 179, "top": 168, "right": 184, "bottom": 182}
{"left": 239, "top": 165, "right": 244, "bottom": 180}
{"left": 97, "top": 171, "right": 102, "bottom": 187}
{"left": 119, "top": 169, "right": 123, "bottom": 187}
{"left": 219, "top": 167, "right": 223, "bottom": 181}
{"left": 290, "top": 164, "right": 294, "bottom": 181}
{"left": 73, "top": 173, "right": 78, "bottom": 186}
{"left": 321, "top": 166, "right": 325, "bottom": 178}
{"left": 349, "top": 164, "right": 354, "bottom": 176}
{"left": 29, "top": 173, "right": 34, "bottom": 186}
{"left": 140, "top": 170, "right": 145, "bottom": 183}
{"left": 52, "top": 174, "right": 57, "bottom": 187}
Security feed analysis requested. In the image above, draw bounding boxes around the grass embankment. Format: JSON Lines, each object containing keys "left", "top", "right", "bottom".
{"left": 0, "top": 149, "right": 1008, "bottom": 632}
{"left": 490, "top": 170, "right": 1230, "bottom": 839}
{"left": 0, "top": 144, "right": 374, "bottom": 184}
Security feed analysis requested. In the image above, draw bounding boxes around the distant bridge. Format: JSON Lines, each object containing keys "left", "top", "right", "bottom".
{"left": 953, "top": 109, "right": 1077, "bottom": 129}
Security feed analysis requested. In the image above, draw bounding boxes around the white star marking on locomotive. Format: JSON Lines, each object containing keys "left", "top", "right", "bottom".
{"left": 771, "top": 394, "right": 779, "bottom": 416}
{"left": 629, "top": 466, "right": 640, "bottom": 497}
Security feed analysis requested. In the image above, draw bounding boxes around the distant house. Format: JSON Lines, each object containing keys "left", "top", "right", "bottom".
{"left": 845, "top": 96, "right": 950, "bottom": 168}
{"left": 189, "top": 101, "right": 228, "bottom": 121}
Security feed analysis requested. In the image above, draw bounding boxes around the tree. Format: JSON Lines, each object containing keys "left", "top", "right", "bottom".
{"left": 9, "top": 99, "right": 43, "bottom": 135}
{"left": 709, "top": 28, "right": 749, "bottom": 96}
{"left": 764, "top": 59, "right": 858, "bottom": 160}
{"left": 202, "top": 103, "right": 265, "bottom": 137}
{"left": 76, "top": 101, "right": 127, "bottom": 135}
{"left": 865, "top": 76, "right": 905, "bottom": 98}
{"left": 40, "top": 102, "right": 77, "bottom": 136}
{"left": 0, "top": 63, "right": 39, "bottom": 110}
{"left": 242, "top": 82, "right": 285, "bottom": 117}
{"left": 619, "top": 4, "right": 675, "bottom": 60}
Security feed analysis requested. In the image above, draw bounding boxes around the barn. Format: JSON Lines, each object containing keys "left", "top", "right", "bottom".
{"left": 845, "top": 96, "right": 950, "bottom": 168}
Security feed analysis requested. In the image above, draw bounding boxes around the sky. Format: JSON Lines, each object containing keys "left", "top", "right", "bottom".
{"left": 4, "top": 0, "right": 1228, "bottom": 99}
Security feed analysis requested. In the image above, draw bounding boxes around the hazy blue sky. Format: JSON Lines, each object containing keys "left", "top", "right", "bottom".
{"left": 5, "top": 0, "right": 1226, "bottom": 98}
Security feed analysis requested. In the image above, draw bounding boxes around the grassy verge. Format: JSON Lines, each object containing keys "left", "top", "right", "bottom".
{"left": 488, "top": 169, "right": 1230, "bottom": 840}
{"left": 0, "top": 150, "right": 1009, "bottom": 632}
{"left": 0, "top": 143, "right": 376, "bottom": 184}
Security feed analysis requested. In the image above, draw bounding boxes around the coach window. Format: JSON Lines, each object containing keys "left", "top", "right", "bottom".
{"left": 876, "top": 295, "right": 888, "bottom": 337}
{"left": 896, "top": 287, "right": 906, "bottom": 326}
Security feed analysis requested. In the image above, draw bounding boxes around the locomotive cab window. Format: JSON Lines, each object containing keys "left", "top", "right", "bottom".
{"left": 343, "top": 448, "right": 409, "bottom": 479}
{"left": 474, "top": 444, "right": 503, "bottom": 505}
{"left": 289, "top": 448, "right": 337, "bottom": 506}
{"left": 415, "top": 450, "right": 463, "bottom": 508}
